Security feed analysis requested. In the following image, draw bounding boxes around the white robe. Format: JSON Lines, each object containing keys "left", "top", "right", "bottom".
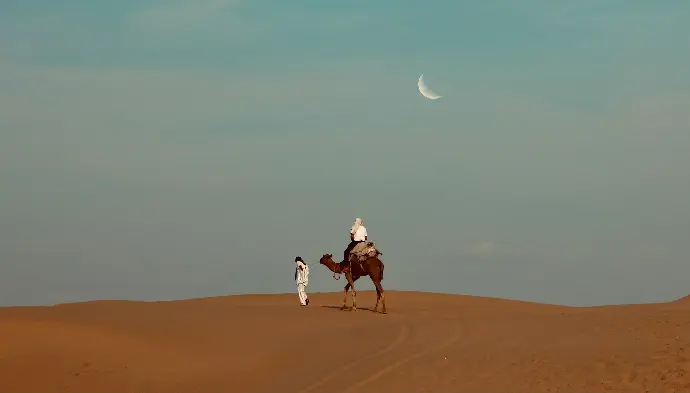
{"left": 296, "top": 261, "right": 309, "bottom": 305}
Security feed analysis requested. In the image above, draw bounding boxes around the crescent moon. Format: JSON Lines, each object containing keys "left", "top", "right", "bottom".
{"left": 417, "top": 74, "right": 441, "bottom": 100}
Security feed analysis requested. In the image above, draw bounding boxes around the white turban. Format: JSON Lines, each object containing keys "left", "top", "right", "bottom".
{"left": 351, "top": 217, "right": 363, "bottom": 234}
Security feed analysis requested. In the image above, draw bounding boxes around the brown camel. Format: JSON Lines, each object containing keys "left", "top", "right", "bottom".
{"left": 318, "top": 253, "right": 387, "bottom": 314}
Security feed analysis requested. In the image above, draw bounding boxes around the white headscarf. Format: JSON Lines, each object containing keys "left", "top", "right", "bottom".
{"left": 351, "top": 217, "right": 363, "bottom": 234}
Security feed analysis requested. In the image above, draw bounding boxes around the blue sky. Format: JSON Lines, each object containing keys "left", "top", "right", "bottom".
{"left": 2, "top": 1, "right": 689, "bottom": 306}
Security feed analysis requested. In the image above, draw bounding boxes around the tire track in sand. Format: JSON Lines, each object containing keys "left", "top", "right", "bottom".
{"left": 339, "top": 321, "right": 463, "bottom": 393}
{"left": 297, "top": 324, "right": 411, "bottom": 393}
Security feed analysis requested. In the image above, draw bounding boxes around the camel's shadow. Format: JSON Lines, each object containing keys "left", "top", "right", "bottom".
{"left": 321, "top": 305, "right": 374, "bottom": 312}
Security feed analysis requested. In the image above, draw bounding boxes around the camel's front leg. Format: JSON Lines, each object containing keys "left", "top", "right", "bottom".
{"left": 341, "top": 283, "right": 351, "bottom": 310}
{"left": 347, "top": 274, "right": 357, "bottom": 311}
{"left": 374, "top": 281, "right": 387, "bottom": 314}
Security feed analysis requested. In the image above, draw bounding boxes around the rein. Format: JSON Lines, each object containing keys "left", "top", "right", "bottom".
{"left": 332, "top": 261, "right": 353, "bottom": 281}
{"left": 331, "top": 262, "right": 347, "bottom": 280}
{"left": 321, "top": 257, "right": 353, "bottom": 281}
{"left": 333, "top": 262, "right": 345, "bottom": 280}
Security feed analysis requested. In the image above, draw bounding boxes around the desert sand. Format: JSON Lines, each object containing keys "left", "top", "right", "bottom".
{"left": 1, "top": 291, "right": 689, "bottom": 393}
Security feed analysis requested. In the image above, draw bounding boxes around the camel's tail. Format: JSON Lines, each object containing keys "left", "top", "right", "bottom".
{"left": 380, "top": 261, "right": 384, "bottom": 281}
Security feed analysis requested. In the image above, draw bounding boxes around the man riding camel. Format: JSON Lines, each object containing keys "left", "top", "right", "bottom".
{"left": 344, "top": 217, "right": 368, "bottom": 264}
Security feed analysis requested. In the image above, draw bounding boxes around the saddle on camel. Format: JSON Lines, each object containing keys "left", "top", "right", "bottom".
{"left": 344, "top": 241, "right": 382, "bottom": 274}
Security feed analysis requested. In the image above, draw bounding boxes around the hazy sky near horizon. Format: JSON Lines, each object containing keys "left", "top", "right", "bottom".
{"left": 2, "top": 1, "right": 689, "bottom": 307}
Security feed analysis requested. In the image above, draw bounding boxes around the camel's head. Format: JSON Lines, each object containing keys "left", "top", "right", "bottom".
{"left": 318, "top": 253, "right": 333, "bottom": 265}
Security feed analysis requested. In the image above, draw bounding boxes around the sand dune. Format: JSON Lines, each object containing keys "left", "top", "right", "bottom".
{"left": 1, "top": 291, "right": 689, "bottom": 393}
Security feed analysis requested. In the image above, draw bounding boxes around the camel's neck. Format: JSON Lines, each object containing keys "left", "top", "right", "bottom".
{"left": 325, "top": 259, "right": 344, "bottom": 273}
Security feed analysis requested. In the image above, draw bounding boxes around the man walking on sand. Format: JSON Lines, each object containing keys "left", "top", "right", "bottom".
{"left": 294, "top": 256, "right": 310, "bottom": 306}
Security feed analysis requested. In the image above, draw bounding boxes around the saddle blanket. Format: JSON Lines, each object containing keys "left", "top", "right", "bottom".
{"left": 349, "top": 241, "right": 380, "bottom": 261}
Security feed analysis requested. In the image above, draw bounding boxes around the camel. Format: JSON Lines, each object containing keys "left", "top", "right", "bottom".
{"left": 318, "top": 253, "right": 387, "bottom": 314}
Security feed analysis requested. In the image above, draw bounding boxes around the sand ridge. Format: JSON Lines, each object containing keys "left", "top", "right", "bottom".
{"left": 1, "top": 290, "right": 689, "bottom": 393}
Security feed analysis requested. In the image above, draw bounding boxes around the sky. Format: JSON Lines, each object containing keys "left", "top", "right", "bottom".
{"left": 2, "top": 0, "right": 689, "bottom": 307}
